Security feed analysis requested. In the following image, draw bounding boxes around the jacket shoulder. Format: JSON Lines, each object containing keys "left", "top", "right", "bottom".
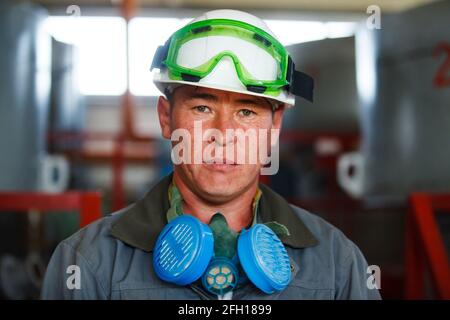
{"left": 289, "top": 204, "right": 356, "bottom": 255}
{"left": 288, "top": 205, "right": 381, "bottom": 299}
{"left": 59, "top": 205, "right": 134, "bottom": 274}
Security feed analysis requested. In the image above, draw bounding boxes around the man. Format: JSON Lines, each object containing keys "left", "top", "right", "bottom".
{"left": 41, "top": 9, "right": 381, "bottom": 300}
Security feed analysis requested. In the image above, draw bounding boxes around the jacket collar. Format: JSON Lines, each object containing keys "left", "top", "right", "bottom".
{"left": 110, "top": 173, "right": 318, "bottom": 252}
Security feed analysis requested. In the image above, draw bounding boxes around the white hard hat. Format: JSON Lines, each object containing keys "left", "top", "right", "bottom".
{"left": 151, "top": 9, "right": 314, "bottom": 107}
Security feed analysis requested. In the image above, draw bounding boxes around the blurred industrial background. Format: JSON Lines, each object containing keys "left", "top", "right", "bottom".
{"left": 0, "top": 0, "right": 449, "bottom": 299}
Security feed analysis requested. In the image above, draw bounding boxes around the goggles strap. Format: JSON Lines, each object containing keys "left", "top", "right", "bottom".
{"left": 287, "top": 57, "right": 314, "bottom": 102}
{"left": 150, "top": 38, "right": 171, "bottom": 71}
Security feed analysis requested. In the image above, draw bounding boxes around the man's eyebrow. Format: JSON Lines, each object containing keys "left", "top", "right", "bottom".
{"left": 185, "top": 93, "right": 270, "bottom": 108}
{"left": 185, "top": 93, "right": 219, "bottom": 102}
{"left": 234, "top": 97, "right": 270, "bottom": 108}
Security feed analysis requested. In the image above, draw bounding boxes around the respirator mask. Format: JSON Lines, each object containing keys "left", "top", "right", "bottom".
{"left": 152, "top": 184, "right": 292, "bottom": 296}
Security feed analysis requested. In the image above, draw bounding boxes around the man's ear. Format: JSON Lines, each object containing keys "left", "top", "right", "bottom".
{"left": 272, "top": 104, "right": 285, "bottom": 131}
{"left": 269, "top": 104, "right": 285, "bottom": 148}
{"left": 157, "top": 96, "right": 171, "bottom": 139}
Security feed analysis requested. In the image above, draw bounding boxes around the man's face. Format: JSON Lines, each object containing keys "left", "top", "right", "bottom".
{"left": 157, "top": 85, "right": 284, "bottom": 204}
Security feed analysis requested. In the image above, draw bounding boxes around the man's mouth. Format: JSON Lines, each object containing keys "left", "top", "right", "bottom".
{"left": 203, "top": 158, "right": 236, "bottom": 165}
{"left": 202, "top": 158, "right": 239, "bottom": 171}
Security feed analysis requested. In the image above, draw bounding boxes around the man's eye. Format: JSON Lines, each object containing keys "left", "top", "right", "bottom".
{"left": 193, "top": 105, "right": 210, "bottom": 113}
{"left": 238, "top": 109, "right": 256, "bottom": 117}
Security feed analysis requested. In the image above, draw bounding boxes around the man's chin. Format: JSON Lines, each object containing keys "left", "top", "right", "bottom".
{"left": 196, "top": 168, "right": 237, "bottom": 187}
{"left": 193, "top": 168, "right": 245, "bottom": 200}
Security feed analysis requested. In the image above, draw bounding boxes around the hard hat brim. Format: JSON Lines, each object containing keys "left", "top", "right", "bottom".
{"left": 153, "top": 76, "right": 295, "bottom": 108}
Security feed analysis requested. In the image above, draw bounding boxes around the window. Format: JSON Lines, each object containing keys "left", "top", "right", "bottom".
{"left": 44, "top": 16, "right": 127, "bottom": 96}
{"left": 265, "top": 20, "right": 356, "bottom": 45}
{"left": 128, "top": 17, "right": 192, "bottom": 96}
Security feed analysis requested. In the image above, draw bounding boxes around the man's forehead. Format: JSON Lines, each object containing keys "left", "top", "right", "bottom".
{"left": 173, "top": 85, "right": 274, "bottom": 108}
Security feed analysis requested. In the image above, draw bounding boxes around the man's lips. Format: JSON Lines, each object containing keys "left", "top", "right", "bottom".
{"left": 202, "top": 158, "right": 239, "bottom": 171}
{"left": 203, "top": 158, "right": 237, "bottom": 165}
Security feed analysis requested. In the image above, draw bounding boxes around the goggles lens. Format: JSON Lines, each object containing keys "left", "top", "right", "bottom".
{"left": 176, "top": 36, "right": 280, "bottom": 82}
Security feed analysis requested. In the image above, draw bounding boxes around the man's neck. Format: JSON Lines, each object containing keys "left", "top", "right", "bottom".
{"left": 172, "top": 172, "right": 258, "bottom": 232}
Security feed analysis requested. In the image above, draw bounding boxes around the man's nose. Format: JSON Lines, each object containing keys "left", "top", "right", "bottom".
{"left": 206, "top": 113, "right": 236, "bottom": 146}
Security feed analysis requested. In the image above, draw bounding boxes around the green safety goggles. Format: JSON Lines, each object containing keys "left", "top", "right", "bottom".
{"left": 151, "top": 18, "right": 314, "bottom": 102}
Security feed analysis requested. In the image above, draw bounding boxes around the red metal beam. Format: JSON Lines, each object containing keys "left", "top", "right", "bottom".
{"left": 79, "top": 192, "right": 103, "bottom": 227}
{"left": 47, "top": 130, "right": 156, "bottom": 144}
{"left": 280, "top": 130, "right": 360, "bottom": 150}
{"left": 0, "top": 192, "right": 103, "bottom": 228}
{"left": 112, "top": 135, "right": 126, "bottom": 212}
{"left": 48, "top": 129, "right": 157, "bottom": 211}
{"left": 405, "top": 209, "right": 426, "bottom": 299}
{"left": 405, "top": 192, "right": 450, "bottom": 299}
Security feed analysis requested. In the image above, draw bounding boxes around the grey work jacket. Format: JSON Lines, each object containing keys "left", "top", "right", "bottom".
{"left": 41, "top": 174, "right": 381, "bottom": 300}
